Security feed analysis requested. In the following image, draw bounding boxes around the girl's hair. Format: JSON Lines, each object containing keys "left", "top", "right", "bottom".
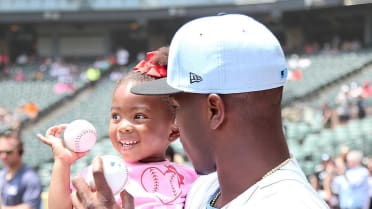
{"left": 114, "top": 46, "right": 175, "bottom": 115}
{"left": 115, "top": 46, "right": 169, "bottom": 87}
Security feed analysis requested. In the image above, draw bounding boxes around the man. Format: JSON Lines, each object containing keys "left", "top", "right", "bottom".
{"left": 71, "top": 14, "right": 329, "bottom": 208}
{"left": 332, "top": 150, "right": 369, "bottom": 209}
{"left": 0, "top": 130, "right": 42, "bottom": 209}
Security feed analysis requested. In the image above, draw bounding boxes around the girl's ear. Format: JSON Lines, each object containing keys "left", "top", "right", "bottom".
{"left": 168, "top": 124, "right": 180, "bottom": 142}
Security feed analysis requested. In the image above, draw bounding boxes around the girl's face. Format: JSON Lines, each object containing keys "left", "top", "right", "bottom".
{"left": 109, "top": 80, "right": 178, "bottom": 163}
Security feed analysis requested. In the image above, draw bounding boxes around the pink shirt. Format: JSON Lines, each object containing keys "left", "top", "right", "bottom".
{"left": 124, "top": 161, "right": 198, "bottom": 209}
{"left": 75, "top": 160, "right": 198, "bottom": 209}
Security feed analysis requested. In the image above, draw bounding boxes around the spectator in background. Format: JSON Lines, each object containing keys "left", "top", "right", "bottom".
{"left": 85, "top": 66, "right": 101, "bottom": 82}
{"left": 313, "top": 155, "right": 332, "bottom": 193}
{"left": 0, "top": 107, "right": 12, "bottom": 126}
{"left": 367, "top": 156, "right": 372, "bottom": 209}
{"left": 93, "top": 57, "right": 111, "bottom": 71}
{"left": 310, "top": 154, "right": 340, "bottom": 209}
{"left": 17, "top": 102, "right": 39, "bottom": 120}
{"left": 0, "top": 50, "right": 9, "bottom": 78}
{"left": 116, "top": 47, "right": 129, "bottom": 66}
{"left": 322, "top": 102, "right": 334, "bottom": 129}
{"left": 13, "top": 69, "right": 26, "bottom": 82}
{"left": 339, "top": 146, "right": 350, "bottom": 167}
{"left": 16, "top": 53, "right": 28, "bottom": 65}
{"left": 361, "top": 81, "right": 372, "bottom": 98}
{"left": 322, "top": 156, "right": 343, "bottom": 209}
{"left": 32, "top": 70, "right": 45, "bottom": 81}
{"left": 349, "top": 82, "right": 362, "bottom": 99}
{"left": 356, "top": 95, "right": 366, "bottom": 119}
{"left": 335, "top": 85, "right": 352, "bottom": 125}
{"left": 50, "top": 60, "right": 77, "bottom": 94}
{"left": 332, "top": 150, "right": 369, "bottom": 209}
{"left": 39, "top": 57, "right": 52, "bottom": 73}
{"left": 109, "top": 69, "right": 124, "bottom": 81}
{"left": 0, "top": 130, "right": 42, "bottom": 209}
{"left": 0, "top": 108, "right": 20, "bottom": 131}
{"left": 367, "top": 157, "right": 372, "bottom": 209}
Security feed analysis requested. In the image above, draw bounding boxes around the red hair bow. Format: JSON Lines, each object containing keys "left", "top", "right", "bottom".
{"left": 133, "top": 51, "right": 167, "bottom": 78}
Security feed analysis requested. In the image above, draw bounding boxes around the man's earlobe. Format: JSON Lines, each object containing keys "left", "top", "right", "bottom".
{"left": 207, "top": 94, "right": 225, "bottom": 130}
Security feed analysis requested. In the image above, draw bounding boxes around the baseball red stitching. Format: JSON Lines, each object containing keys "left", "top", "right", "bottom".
{"left": 73, "top": 129, "right": 96, "bottom": 150}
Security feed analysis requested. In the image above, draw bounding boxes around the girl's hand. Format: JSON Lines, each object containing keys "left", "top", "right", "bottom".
{"left": 37, "top": 124, "right": 88, "bottom": 165}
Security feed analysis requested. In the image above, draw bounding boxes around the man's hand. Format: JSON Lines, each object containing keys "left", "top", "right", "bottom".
{"left": 71, "top": 156, "right": 134, "bottom": 209}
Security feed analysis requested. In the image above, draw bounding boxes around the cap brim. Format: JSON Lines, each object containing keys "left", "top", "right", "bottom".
{"left": 130, "top": 77, "right": 183, "bottom": 95}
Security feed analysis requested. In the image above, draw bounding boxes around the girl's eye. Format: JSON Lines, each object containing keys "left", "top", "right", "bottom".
{"left": 134, "top": 113, "right": 146, "bottom": 119}
{"left": 112, "top": 113, "right": 121, "bottom": 121}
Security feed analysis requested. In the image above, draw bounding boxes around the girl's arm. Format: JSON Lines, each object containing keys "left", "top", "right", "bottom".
{"left": 37, "top": 124, "right": 88, "bottom": 209}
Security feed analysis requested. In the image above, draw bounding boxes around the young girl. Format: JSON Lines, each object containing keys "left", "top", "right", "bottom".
{"left": 37, "top": 47, "right": 198, "bottom": 209}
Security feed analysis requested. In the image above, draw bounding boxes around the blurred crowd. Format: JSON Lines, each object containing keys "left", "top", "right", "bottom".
{"left": 286, "top": 36, "right": 363, "bottom": 56}
{"left": 0, "top": 46, "right": 136, "bottom": 134}
{"left": 322, "top": 81, "right": 372, "bottom": 129}
{"left": 309, "top": 147, "right": 372, "bottom": 209}
{"left": 0, "top": 46, "right": 133, "bottom": 84}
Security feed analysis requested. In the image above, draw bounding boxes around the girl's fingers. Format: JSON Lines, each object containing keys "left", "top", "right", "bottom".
{"left": 46, "top": 124, "right": 68, "bottom": 138}
{"left": 36, "top": 133, "right": 52, "bottom": 145}
{"left": 36, "top": 124, "right": 69, "bottom": 146}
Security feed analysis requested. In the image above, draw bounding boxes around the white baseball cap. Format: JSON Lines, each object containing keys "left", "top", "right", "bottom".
{"left": 131, "top": 14, "right": 288, "bottom": 95}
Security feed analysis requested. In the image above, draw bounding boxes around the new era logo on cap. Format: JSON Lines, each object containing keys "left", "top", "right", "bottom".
{"left": 189, "top": 72, "right": 203, "bottom": 83}
{"left": 280, "top": 68, "right": 288, "bottom": 80}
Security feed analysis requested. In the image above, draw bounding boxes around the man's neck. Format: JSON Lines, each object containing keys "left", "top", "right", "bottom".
{"left": 214, "top": 135, "right": 290, "bottom": 207}
{"left": 6, "top": 163, "right": 22, "bottom": 180}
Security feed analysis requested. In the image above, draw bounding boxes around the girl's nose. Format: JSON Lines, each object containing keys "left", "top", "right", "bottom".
{"left": 118, "top": 120, "right": 133, "bottom": 133}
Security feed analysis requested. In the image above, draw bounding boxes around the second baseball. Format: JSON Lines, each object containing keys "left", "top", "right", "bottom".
{"left": 86, "top": 155, "right": 128, "bottom": 195}
{"left": 63, "top": 119, "right": 97, "bottom": 152}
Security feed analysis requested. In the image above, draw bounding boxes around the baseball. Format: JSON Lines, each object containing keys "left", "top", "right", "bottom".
{"left": 63, "top": 119, "right": 97, "bottom": 152}
{"left": 86, "top": 155, "right": 128, "bottom": 195}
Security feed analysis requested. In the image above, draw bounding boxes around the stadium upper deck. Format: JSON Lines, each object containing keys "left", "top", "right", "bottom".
{"left": 0, "top": 0, "right": 336, "bottom": 14}
{"left": 0, "top": 0, "right": 372, "bottom": 68}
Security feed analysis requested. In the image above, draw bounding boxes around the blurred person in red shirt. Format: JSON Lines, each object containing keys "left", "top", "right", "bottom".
{"left": 0, "top": 50, "right": 9, "bottom": 78}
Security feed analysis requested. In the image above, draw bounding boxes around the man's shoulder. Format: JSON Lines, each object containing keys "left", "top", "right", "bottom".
{"left": 225, "top": 160, "right": 329, "bottom": 208}
{"left": 227, "top": 175, "right": 329, "bottom": 208}
{"left": 0, "top": 168, "right": 5, "bottom": 185}
{"left": 252, "top": 162, "right": 329, "bottom": 208}
{"left": 20, "top": 165, "right": 41, "bottom": 182}
{"left": 185, "top": 172, "right": 218, "bottom": 209}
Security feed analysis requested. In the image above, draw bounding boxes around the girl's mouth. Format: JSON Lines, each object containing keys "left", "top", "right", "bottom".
{"left": 119, "top": 140, "right": 139, "bottom": 149}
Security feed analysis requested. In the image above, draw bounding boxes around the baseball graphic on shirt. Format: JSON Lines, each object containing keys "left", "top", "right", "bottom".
{"left": 141, "top": 165, "right": 184, "bottom": 204}
{"left": 63, "top": 119, "right": 97, "bottom": 152}
{"left": 86, "top": 155, "right": 128, "bottom": 195}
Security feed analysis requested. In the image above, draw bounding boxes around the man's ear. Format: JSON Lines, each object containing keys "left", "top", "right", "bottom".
{"left": 168, "top": 124, "right": 180, "bottom": 142}
{"left": 207, "top": 94, "right": 225, "bottom": 130}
